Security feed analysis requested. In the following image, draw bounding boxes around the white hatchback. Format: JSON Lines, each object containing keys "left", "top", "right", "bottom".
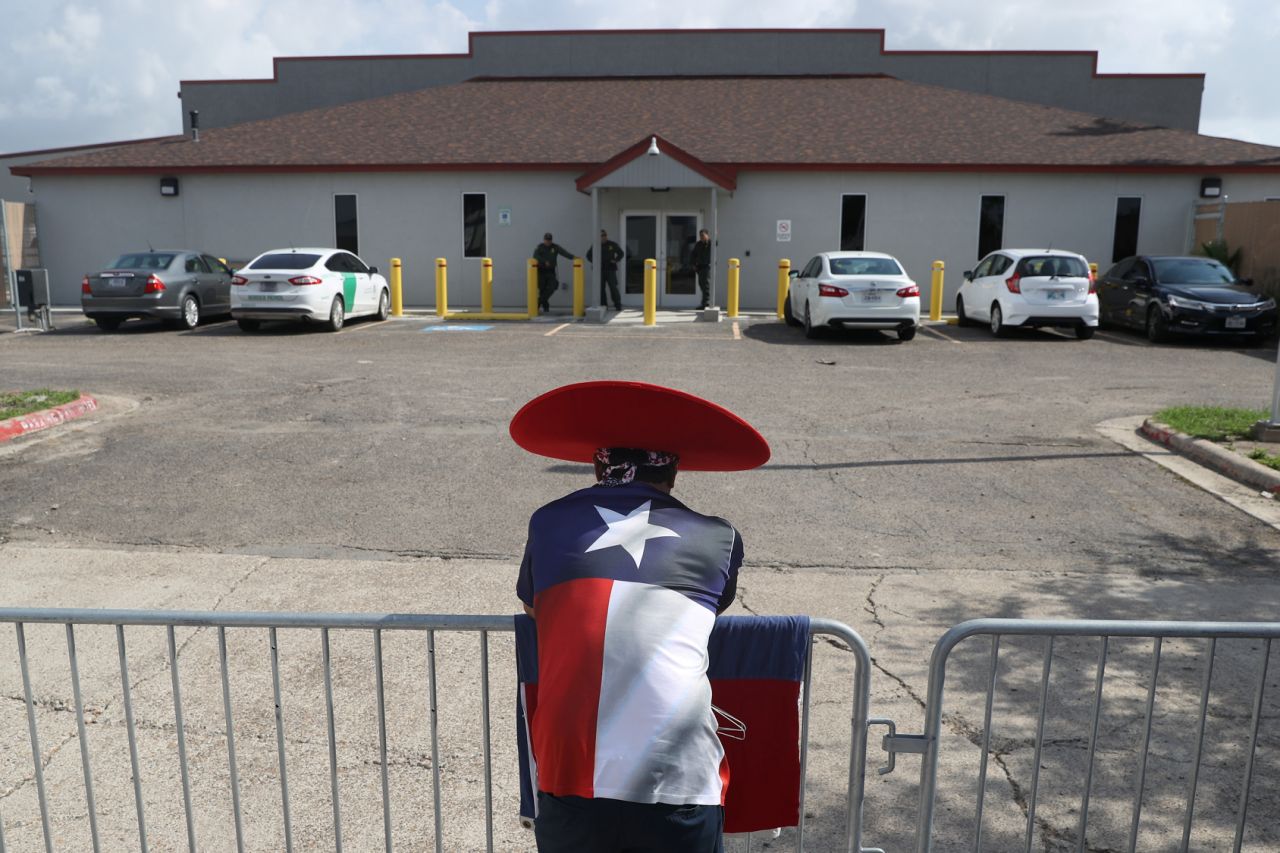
{"left": 785, "top": 252, "right": 921, "bottom": 341}
{"left": 231, "top": 248, "right": 390, "bottom": 332}
{"left": 956, "top": 249, "right": 1099, "bottom": 339}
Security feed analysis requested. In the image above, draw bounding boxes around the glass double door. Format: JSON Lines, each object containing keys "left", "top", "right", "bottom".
{"left": 620, "top": 211, "right": 702, "bottom": 308}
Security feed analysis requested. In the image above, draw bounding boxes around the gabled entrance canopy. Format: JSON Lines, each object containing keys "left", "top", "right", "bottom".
{"left": 578, "top": 136, "right": 735, "bottom": 311}
{"left": 576, "top": 135, "right": 737, "bottom": 193}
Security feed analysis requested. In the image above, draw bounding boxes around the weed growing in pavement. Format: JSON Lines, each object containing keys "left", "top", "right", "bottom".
{"left": 1246, "top": 448, "right": 1280, "bottom": 471}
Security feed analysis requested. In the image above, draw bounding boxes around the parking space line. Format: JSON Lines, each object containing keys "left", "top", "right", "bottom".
{"left": 920, "top": 324, "right": 962, "bottom": 344}
{"left": 544, "top": 323, "right": 570, "bottom": 337}
{"left": 1094, "top": 330, "right": 1146, "bottom": 346}
{"left": 732, "top": 321, "right": 741, "bottom": 340}
{"left": 336, "top": 320, "right": 385, "bottom": 334}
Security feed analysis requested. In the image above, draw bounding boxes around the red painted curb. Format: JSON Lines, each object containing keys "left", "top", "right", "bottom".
{"left": 0, "top": 395, "right": 99, "bottom": 443}
{"left": 1140, "top": 418, "right": 1280, "bottom": 496}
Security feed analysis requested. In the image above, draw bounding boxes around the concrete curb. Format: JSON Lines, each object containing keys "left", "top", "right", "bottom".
{"left": 0, "top": 395, "right": 99, "bottom": 443}
{"left": 1140, "top": 418, "right": 1280, "bottom": 497}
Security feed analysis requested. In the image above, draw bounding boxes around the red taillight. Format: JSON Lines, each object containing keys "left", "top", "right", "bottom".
{"left": 896, "top": 284, "right": 920, "bottom": 298}
{"left": 818, "top": 282, "right": 849, "bottom": 297}
{"left": 230, "top": 275, "right": 248, "bottom": 286}
{"left": 289, "top": 276, "right": 323, "bottom": 286}
{"left": 143, "top": 275, "right": 165, "bottom": 293}
{"left": 1005, "top": 274, "right": 1022, "bottom": 294}
{"left": 1088, "top": 270, "right": 1097, "bottom": 294}
{"left": 81, "top": 276, "right": 91, "bottom": 294}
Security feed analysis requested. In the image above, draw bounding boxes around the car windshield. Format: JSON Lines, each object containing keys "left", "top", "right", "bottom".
{"left": 828, "top": 257, "right": 903, "bottom": 276}
{"left": 248, "top": 253, "right": 322, "bottom": 270}
{"left": 109, "top": 253, "right": 175, "bottom": 270}
{"left": 1152, "top": 258, "right": 1236, "bottom": 285}
{"left": 1016, "top": 256, "right": 1088, "bottom": 278}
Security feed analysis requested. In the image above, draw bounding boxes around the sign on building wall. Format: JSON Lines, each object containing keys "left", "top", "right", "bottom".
{"left": 498, "top": 208, "right": 512, "bottom": 226}
{"left": 776, "top": 220, "right": 791, "bottom": 242}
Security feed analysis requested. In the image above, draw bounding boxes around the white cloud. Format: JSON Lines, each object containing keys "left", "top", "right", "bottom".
{"left": 0, "top": 0, "right": 1276, "bottom": 153}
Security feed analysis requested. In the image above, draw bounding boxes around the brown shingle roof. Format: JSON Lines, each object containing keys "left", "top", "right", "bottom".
{"left": 17, "top": 77, "right": 1280, "bottom": 174}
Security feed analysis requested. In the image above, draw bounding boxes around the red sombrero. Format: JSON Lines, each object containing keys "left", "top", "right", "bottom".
{"left": 509, "top": 381, "right": 770, "bottom": 471}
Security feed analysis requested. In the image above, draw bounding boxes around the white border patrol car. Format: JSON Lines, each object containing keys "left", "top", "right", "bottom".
{"left": 231, "top": 248, "right": 390, "bottom": 332}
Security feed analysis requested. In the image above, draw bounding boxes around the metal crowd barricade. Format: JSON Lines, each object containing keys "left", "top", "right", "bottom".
{"left": 904, "top": 619, "right": 1280, "bottom": 853}
{"left": 0, "top": 609, "right": 872, "bottom": 853}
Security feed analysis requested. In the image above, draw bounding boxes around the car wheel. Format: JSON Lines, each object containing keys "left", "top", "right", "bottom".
{"left": 783, "top": 291, "right": 800, "bottom": 327}
{"left": 897, "top": 326, "right": 917, "bottom": 342}
{"left": 325, "top": 296, "right": 345, "bottom": 332}
{"left": 178, "top": 294, "right": 200, "bottom": 330}
{"left": 1075, "top": 324, "right": 1096, "bottom": 340}
{"left": 955, "top": 294, "right": 969, "bottom": 326}
{"left": 990, "top": 303, "right": 1008, "bottom": 338}
{"left": 375, "top": 289, "right": 390, "bottom": 321}
{"left": 1146, "top": 306, "right": 1169, "bottom": 343}
{"left": 803, "top": 302, "right": 819, "bottom": 339}
{"left": 94, "top": 317, "right": 122, "bottom": 332}
{"left": 236, "top": 318, "right": 261, "bottom": 333}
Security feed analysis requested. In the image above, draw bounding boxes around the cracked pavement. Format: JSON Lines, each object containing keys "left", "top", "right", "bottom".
{"left": 1, "top": 317, "right": 1279, "bottom": 850}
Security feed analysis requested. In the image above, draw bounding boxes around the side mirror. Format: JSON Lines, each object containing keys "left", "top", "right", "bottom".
{"left": 1238, "top": 277, "right": 1253, "bottom": 286}
{"left": 1132, "top": 276, "right": 1150, "bottom": 288}
{"left": 962, "top": 270, "right": 972, "bottom": 281}
{"left": 368, "top": 266, "right": 379, "bottom": 275}
{"left": 788, "top": 270, "right": 799, "bottom": 278}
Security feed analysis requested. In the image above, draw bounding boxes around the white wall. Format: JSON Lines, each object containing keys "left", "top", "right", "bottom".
{"left": 33, "top": 170, "right": 1280, "bottom": 308}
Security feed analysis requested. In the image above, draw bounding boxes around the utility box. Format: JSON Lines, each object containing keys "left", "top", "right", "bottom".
{"left": 14, "top": 269, "right": 53, "bottom": 330}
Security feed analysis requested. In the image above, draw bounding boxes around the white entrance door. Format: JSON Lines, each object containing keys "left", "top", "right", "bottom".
{"left": 620, "top": 211, "right": 703, "bottom": 309}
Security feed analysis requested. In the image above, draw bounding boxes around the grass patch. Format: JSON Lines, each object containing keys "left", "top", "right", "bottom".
{"left": 1155, "top": 405, "right": 1267, "bottom": 441}
{"left": 0, "top": 389, "right": 81, "bottom": 421}
{"left": 1247, "top": 448, "right": 1280, "bottom": 471}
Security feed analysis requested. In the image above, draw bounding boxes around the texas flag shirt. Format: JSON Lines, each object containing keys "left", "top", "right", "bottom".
{"left": 516, "top": 481, "right": 743, "bottom": 806}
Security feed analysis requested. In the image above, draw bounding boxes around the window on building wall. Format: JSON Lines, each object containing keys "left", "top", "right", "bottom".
{"left": 463, "top": 193, "right": 486, "bottom": 258}
{"left": 840, "top": 195, "right": 866, "bottom": 251}
{"left": 334, "top": 194, "right": 358, "bottom": 255}
{"left": 978, "top": 195, "right": 1005, "bottom": 259}
{"left": 1112, "top": 197, "right": 1142, "bottom": 262}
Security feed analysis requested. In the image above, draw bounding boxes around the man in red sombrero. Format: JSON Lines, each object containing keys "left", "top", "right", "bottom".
{"left": 510, "top": 381, "right": 770, "bottom": 853}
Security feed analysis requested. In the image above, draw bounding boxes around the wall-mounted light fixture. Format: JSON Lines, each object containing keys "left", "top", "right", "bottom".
{"left": 1200, "top": 177, "right": 1222, "bottom": 198}
{"left": 646, "top": 136, "right": 660, "bottom": 156}
{"left": 160, "top": 177, "right": 180, "bottom": 197}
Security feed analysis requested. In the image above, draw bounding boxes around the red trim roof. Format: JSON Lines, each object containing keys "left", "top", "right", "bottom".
{"left": 575, "top": 136, "right": 738, "bottom": 191}
{"left": 16, "top": 77, "right": 1278, "bottom": 177}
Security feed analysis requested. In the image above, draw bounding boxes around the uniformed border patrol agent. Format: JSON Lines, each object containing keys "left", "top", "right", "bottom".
{"left": 533, "top": 233, "right": 575, "bottom": 313}
{"left": 690, "top": 229, "right": 712, "bottom": 310}
{"left": 586, "top": 230, "right": 625, "bottom": 311}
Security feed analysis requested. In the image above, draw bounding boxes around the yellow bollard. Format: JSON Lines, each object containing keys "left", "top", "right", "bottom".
{"left": 390, "top": 258, "right": 403, "bottom": 316}
{"left": 727, "top": 258, "right": 740, "bottom": 318}
{"left": 930, "top": 260, "right": 944, "bottom": 321}
{"left": 480, "top": 258, "right": 493, "bottom": 314}
{"left": 776, "top": 259, "right": 791, "bottom": 319}
{"left": 527, "top": 259, "right": 539, "bottom": 318}
{"left": 435, "top": 258, "right": 448, "bottom": 318}
{"left": 1089, "top": 262, "right": 1098, "bottom": 277}
{"left": 573, "top": 258, "right": 584, "bottom": 318}
{"left": 643, "top": 259, "right": 657, "bottom": 326}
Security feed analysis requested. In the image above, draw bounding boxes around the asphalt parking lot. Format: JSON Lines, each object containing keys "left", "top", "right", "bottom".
{"left": 1, "top": 310, "right": 1279, "bottom": 851}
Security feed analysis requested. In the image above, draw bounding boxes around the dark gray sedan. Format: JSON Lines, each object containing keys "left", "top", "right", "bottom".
{"left": 81, "top": 250, "right": 234, "bottom": 331}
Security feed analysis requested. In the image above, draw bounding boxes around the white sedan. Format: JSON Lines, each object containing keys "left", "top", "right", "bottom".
{"left": 785, "top": 252, "right": 921, "bottom": 341}
{"left": 956, "top": 248, "right": 1098, "bottom": 339}
{"left": 231, "top": 248, "right": 390, "bottom": 332}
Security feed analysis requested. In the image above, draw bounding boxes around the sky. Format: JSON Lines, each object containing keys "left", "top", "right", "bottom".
{"left": 2, "top": 0, "right": 1279, "bottom": 154}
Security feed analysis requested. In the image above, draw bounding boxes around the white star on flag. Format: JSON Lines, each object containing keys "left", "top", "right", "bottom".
{"left": 585, "top": 500, "right": 680, "bottom": 569}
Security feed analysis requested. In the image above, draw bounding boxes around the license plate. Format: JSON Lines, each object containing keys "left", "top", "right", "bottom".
{"left": 107, "top": 278, "right": 126, "bottom": 288}
{"left": 862, "top": 292, "right": 881, "bottom": 303}
{"left": 1046, "top": 290, "right": 1066, "bottom": 301}
{"left": 1225, "top": 315, "right": 1246, "bottom": 329}
{"left": 260, "top": 281, "right": 277, "bottom": 292}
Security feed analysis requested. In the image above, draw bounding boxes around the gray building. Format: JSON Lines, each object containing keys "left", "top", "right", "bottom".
{"left": 9, "top": 30, "right": 1280, "bottom": 310}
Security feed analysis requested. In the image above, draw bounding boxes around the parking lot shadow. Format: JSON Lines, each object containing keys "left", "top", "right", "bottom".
{"left": 743, "top": 321, "right": 907, "bottom": 346}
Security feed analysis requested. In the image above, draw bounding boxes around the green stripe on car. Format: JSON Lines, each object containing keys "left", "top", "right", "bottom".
{"left": 342, "top": 273, "right": 357, "bottom": 310}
